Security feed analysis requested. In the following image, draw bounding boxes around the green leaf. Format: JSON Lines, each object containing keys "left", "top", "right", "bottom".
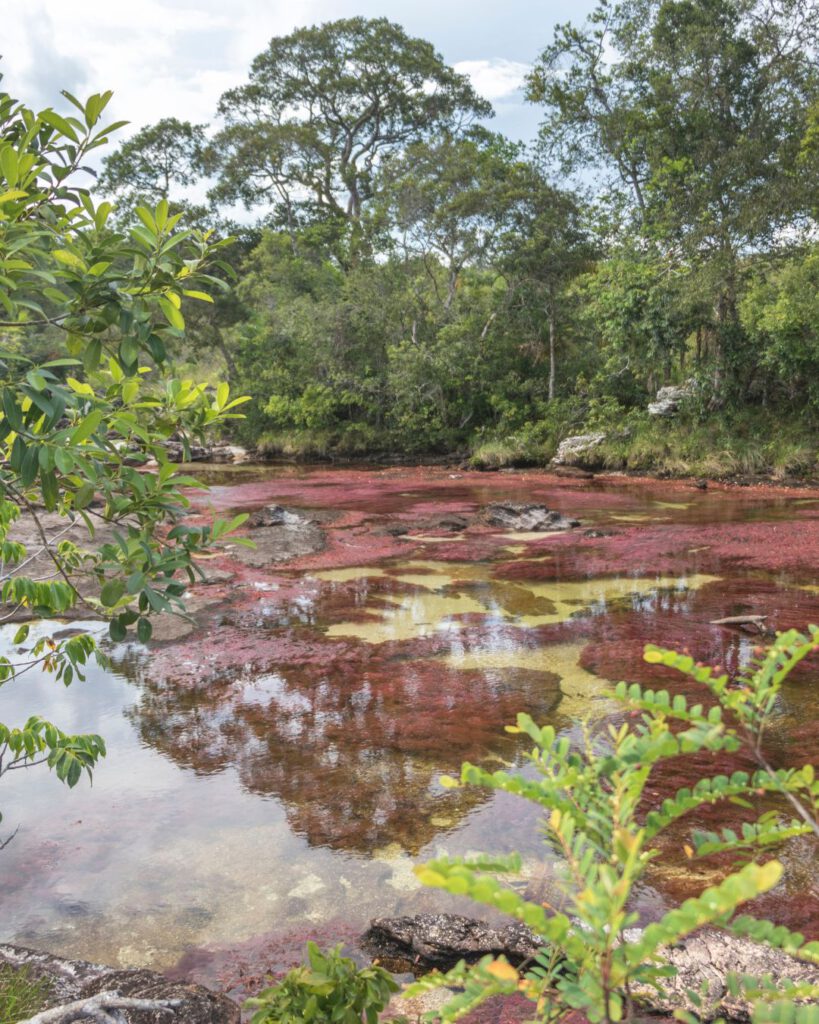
{"left": 100, "top": 579, "right": 126, "bottom": 608}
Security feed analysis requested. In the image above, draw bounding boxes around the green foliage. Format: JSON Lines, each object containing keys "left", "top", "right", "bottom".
{"left": 246, "top": 943, "right": 399, "bottom": 1024}
{"left": 0, "top": 83, "right": 249, "bottom": 812}
{"left": 410, "top": 628, "right": 819, "bottom": 1023}
{"left": 0, "top": 964, "right": 51, "bottom": 1024}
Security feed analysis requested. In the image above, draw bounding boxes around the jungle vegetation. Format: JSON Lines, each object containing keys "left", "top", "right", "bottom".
{"left": 93, "top": 0, "right": 819, "bottom": 477}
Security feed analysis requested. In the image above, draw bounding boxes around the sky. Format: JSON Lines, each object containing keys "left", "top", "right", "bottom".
{"left": 3, "top": 0, "right": 598, "bottom": 148}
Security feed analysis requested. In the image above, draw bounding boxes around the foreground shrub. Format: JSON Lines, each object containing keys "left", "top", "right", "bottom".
{"left": 408, "top": 628, "right": 819, "bottom": 1023}
{"left": 246, "top": 942, "right": 399, "bottom": 1024}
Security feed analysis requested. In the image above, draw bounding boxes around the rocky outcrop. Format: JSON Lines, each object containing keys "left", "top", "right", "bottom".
{"left": 362, "top": 915, "right": 819, "bottom": 1021}
{"left": 552, "top": 433, "right": 606, "bottom": 467}
{"left": 481, "top": 503, "right": 580, "bottom": 532}
{"left": 0, "top": 945, "right": 239, "bottom": 1024}
{"left": 647, "top": 381, "right": 696, "bottom": 417}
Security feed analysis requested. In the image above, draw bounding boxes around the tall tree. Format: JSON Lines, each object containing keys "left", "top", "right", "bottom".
{"left": 374, "top": 129, "right": 523, "bottom": 311}
{"left": 206, "top": 17, "right": 491, "bottom": 243}
{"left": 528, "top": 0, "right": 819, "bottom": 397}
{"left": 498, "top": 169, "right": 596, "bottom": 400}
{"left": 98, "top": 117, "right": 207, "bottom": 210}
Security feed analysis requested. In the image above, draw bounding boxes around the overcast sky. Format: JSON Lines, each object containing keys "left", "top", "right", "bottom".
{"left": 4, "top": 0, "right": 597, "bottom": 147}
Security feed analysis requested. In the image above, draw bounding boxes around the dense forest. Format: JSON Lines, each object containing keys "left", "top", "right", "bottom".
{"left": 96, "top": 0, "right": 819, "bottom": 476}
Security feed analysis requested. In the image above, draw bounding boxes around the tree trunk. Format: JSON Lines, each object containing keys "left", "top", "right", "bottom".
{"left": 547, "top": 293, "right": 556, "bottom": 402}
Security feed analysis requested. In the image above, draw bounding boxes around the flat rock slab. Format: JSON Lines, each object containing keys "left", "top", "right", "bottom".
{"left": 0, "top": 945, "right": 239, "bottom": 1024}
{"left": 235, "top": 505, "right": 328, "bottom": 567}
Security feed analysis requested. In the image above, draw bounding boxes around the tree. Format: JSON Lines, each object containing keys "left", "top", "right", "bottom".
{"left": 97, "top": 117, "right": 207, "bottom": 211}
{"left": 498, "top": 168, "right": 596, "bottom": 400}
{"left": 0, "top": 85, "right": 248, "bottom": 818}
{"left": 206, "top": 17, "right": 491, "bottom": 246}
{"left": 528, "top": 0, "right": 819, "bottom": 398}
{"left": 374, "top": 129, "right": 522, "bottom": 311}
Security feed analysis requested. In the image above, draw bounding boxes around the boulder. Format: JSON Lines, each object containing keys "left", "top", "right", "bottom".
{"left": 482, "top": 503, "right": 579, "bottom": 532}
{"left": 209, "top": 445, "right": 251, "bottom": 464}
{"left": 0, "top": 944, "right": 239, "bottom": 1024}
{"left": 647, "top": 380, "right": 696, "bottom": 417}
{"left": 552, "top": 433, "right": 606, "bottom": 467}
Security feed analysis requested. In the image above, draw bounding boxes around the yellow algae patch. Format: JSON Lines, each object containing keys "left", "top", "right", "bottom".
{"left": 311, "top": 566, "right": 390, "bottom": 583}
{"left": 312, "top": 565, "right": 449, "bottom": 590}
{"left": 327, "top": 590, "right": 490, "bottom": 643}
{"left": 653, "top": 500, "right": 691, "bottom": 510}
{"left": 610, "top": 512, "right": 667, "bottom": 523}
{"left": 438, "top": 642, "right": 614, "bottom": 720}
{"left": 491, "top": 530, "right": 566, "bottom": 542}
{"left": 514, "top": 574, "right": 720, "bottom": 627}
{"left": 325, "top": 572, "right": 719, "bottom": 644}
{"left": 400, "top": 533, "right": 467, "bottom": 543}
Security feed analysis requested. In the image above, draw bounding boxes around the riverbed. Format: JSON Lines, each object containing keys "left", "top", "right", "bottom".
{"left": 2, "top": 465, "right": 819, "bottom": 994}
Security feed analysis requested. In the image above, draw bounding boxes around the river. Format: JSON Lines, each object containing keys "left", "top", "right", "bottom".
{"left": 1, "top": 465, "right": 818, "bottom": 994}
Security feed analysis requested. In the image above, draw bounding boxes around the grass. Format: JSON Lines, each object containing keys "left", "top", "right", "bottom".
{"left": 0, "top": 964, "right": 51, "bottom": 1024}
{"left": 249, "top": 404, "right": 818, "bottom": 482}
{"left": 467, "top": 408, "right": 819, "bottom": 481}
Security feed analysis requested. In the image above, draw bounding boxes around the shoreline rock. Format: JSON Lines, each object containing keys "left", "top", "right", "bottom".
{"left": 0, "top": 945, "right": 239, "bottom": 1024}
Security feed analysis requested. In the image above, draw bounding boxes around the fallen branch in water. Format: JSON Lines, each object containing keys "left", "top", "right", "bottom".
{"left": 710, "top": 614, "right": 769, "bottom": 633}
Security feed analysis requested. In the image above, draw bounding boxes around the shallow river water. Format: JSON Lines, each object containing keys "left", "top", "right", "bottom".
{"left": 2, "top": 465, "right": 819, "bottom": 991}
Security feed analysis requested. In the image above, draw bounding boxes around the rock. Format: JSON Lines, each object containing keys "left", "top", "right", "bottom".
{"left": 434, "top": 515, "right": 469, "bottom": 532}
{"left": 482, "top": 503, "right": 580, "bottom": 532}
{"left": 163, "top": 442, "right": 251, "bottom": 464}
{"left": 647, "top": 380, "right": 696, "bottom": 417}
{"left": 361, "top": 914, "right": 541, "bottom": 971}
{"left": 0, "top": 944, "right": 239, "bottom": 1024}
{"left": 550, "top": 466, "right": 594, "bottom": 479}
{"left": 247, "top": 504, "right": 311, "bottom": 528}
{"left": 583, "top": 528, "right": 615, "bottom": 538}
{"left": 552, "top": 433, "right": 606, "bottom": 468}
{"left": 210, "top": 445, "right": 251, "bottom": 464}
{"left": 695, "top": 477, "right": 709, "bottom": 490}
{"left": 385, "top": 524, "right": 410, "bottom": 537}
{"left": 363, "top": 916, "right": 819, "bottom": 1022}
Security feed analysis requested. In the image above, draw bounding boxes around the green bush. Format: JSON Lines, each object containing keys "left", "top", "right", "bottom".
{"left": 409, "top": 628, "right": 819, "bottom": 1024}
{"left": 246, "top": 942, "right": 399, "bottom": 1024}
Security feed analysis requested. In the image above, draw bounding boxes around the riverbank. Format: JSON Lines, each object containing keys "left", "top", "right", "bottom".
{"left": 251, "top": 407, "right": 819, "bottom": 487}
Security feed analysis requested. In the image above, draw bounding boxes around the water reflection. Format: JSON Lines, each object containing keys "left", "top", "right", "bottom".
{"left": 121, "top": 652, "right": 564, "bottom": 854}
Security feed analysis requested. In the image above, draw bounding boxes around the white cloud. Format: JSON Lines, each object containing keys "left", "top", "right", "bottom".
{"left": 454, "top": 58, "right": 530, "bottom": 101}
{"left": 1, "top": 0, "right": 320, "bottom": 131}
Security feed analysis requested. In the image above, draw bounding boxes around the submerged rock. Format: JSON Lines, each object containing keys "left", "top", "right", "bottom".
{"left": 552, "top": 433, "right": 606, "bottom": 467}
{"left": 0, "top": 944, "right": 239, "bottom": 1024}
{"left": 482, "top": 503, "right": 580, "bottom": 532}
